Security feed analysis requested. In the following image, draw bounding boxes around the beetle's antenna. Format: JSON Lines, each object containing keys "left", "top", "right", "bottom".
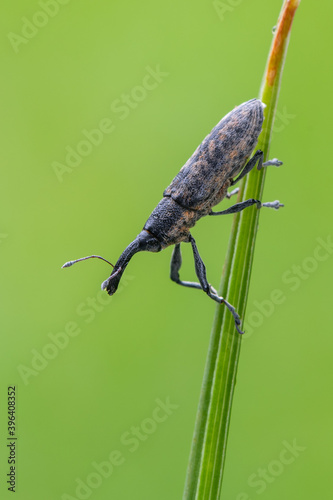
{"left": 62, "top": 255, "right": 115, "bottom": 269}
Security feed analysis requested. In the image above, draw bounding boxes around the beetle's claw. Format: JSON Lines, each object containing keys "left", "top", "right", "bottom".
{"left": 262, "top": 200, "right": 284, "bottom": 210}
{"left": 262, "top": 158, "right": 283, "bottom": 168}
{"left": 222, "top": 298, "right": 245, "bottom": 334}
{"left": 101, "top": 267, "right": 123, "bottom": 295}
{"left": 235, "top": 324, "right": 245, "bottom": 335}
{"left": 101, "top": 278, "right": 110, "bottom": 291}
{"left": 209, "top": 284, "right": 219, "bottom": 295}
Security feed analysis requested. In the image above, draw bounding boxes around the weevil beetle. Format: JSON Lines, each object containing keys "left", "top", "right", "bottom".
{"left": 63, "top": 99, "right": 283, "bottom": 333}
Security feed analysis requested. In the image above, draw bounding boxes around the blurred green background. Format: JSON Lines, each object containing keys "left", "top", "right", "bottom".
{"left": 1, "top": 1, "right": 332, "bottom": 499}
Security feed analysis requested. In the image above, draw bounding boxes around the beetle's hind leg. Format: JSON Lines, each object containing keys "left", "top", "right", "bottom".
{"left": 231, "top": 150, "right": 282, "bottom": 186}
{"left": 170, "top": 237, "right": 244, "bottom": 334}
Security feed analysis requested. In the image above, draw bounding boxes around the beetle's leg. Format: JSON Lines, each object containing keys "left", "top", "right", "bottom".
{"left": 231, "top": 150, "right": 263, "bottom": 185}
{"left": 231, "top": 150, "right": 282, "bottom": 186}
{"left": 209, "top": 199, "right": 284, "bottom": 216}
{"left": 189, "top": 235, "right": 244, "bottom": 334}
{"left": 226, "top": 187, "right": 240, "bottom": 199}
{"left": 170, "top": 239, "right": 244, "bottom": 333}
{"left": 170, "top": 243, "right": 219, "bottom": 295}
{"left": 170, "top": 243, "right": 203, "bottom": 290}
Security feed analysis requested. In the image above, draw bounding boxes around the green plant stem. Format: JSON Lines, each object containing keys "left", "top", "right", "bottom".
{"left": 183, "top": 2, "right": 301, "bottom": 499}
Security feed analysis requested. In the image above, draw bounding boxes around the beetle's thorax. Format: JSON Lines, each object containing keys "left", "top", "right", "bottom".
{"left": 144, "top": 197, "right": 203, "bottom": 248}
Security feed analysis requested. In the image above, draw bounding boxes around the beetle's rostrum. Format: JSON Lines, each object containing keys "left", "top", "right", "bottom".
{"left": 62, "top": 99, "right": 283, "bottom": 334}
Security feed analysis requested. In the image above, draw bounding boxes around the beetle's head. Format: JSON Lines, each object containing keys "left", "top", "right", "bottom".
{"left": 136, "top": 229, "right": 162, "bottom": 253}
{"left": 62, "top": 230, "right": 162, "bottom": 296}
{"left": 101, "top": 230, "right": 161, "bottom": 296}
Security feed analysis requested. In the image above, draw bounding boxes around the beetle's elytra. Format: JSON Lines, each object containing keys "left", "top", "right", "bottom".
{"left": 63, "top": 99, "right": 283, "bottom": 333}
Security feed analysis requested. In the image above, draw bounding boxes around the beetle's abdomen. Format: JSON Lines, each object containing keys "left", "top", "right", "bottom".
{"left": 164, "top": 99, "right": 263, "bottom": 211}
{"left": 144, "top": 197, "right": 201, "bottom": 247}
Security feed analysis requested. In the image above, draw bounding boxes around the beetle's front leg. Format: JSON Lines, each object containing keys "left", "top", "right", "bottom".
{"left": 170, "top": 243, "right": 219, "bottom": 296}
{"left": 189, "top": 235, "right": 244, "bottom": 334}
{"left": 170, "top": 243, "right": 202, "bottom": 291}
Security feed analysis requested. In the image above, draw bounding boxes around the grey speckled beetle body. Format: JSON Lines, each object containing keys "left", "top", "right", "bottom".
{"left": 63, "top": 99, "right": 283, "bottom": 333}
